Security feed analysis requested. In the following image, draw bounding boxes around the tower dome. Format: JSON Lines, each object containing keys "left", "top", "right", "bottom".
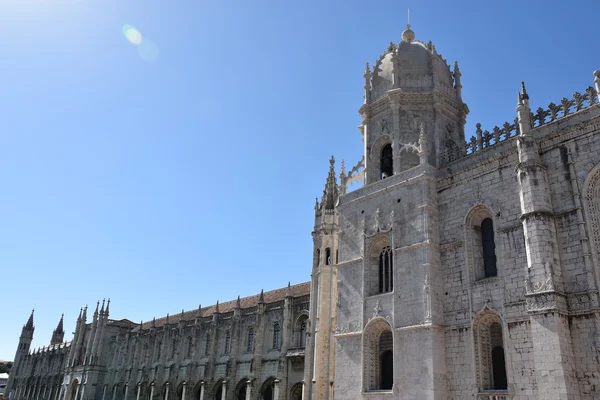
{"left": 367, "top": 26, "right": 456, "bottom": 103}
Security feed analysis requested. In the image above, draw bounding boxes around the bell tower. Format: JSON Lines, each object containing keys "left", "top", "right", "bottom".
{"left": 359, "top": 24, "right": 469, "bottom": 184}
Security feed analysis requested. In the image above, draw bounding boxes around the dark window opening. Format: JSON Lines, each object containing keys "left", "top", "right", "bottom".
{"left": 482, "top": 218, "right": 497, "bottom": 277}
{"left": 273, "top": 323, "right": 281, "bottom": 349}
{"left": 325, "top": 248, "right": 331, "bottom": 265}
{"left": 247, "top": 328, "right": 254, "bottom": 352}
{"left": 336, "top": 249, "right": 339, "bottom": 264}
{"left": 380, "top": 350, "right": 393, "bottom": 390}
{"left": 492, "top": 346, "right": 507, "bottom": 390}
{"left": 380, "top": 144, "right": 393, "bottom": 179}
{"left": 378, "top": 247, "right": 393, "bottom": 293}
{"left": 316, "top": 249, "right": 320, "bottom": 267}
{"left": 224, "top": 330, "right": 231, "bottom": 354}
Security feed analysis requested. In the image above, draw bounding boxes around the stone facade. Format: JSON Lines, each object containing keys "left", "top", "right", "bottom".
{"left": 6, "top": 285, "right": 310, "bottom": 400}
{"left": 6, "top": 25, "right": 600, "bottom": 400}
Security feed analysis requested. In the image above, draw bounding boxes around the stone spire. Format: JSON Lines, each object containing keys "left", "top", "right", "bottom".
{"left": 50, "top": 314, "right": 65, "bottom": 345}
{"left": 320, "top": 156, "right": 339, "bottom": 210}
{"left": 25, "top": 309, "right": 35, "bottom": 331}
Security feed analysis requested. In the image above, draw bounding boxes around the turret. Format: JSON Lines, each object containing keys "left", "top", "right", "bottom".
{"left": 50, "top": 314, "right": 65, "bottom": 345}
{"left": 307, "top": 158, "right": 340, "bottom": 400}
{"left": 5, "top": 310, "right": 35, "bottom": 396}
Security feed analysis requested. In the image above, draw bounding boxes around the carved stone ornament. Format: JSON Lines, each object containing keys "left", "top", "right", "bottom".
{"left": 373, "top": 300, "right": 381, "bottom": 318}
{"left": 409, "top": 117, "right": 423, "bottom": 132}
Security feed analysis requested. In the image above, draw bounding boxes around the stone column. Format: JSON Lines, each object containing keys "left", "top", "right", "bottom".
{"left": 219, "top": 382, "right": 226, "bottom": 400}
{"left": 301, "top": 381, "right": 305, "bottom": 400}
{"left": 198, "top": 384, "right": 204, "bottom": 400}
{"left": 78, "top": 386, "right": 85, "bottom": 400}
{"left": 273, "top": 380, "right": 280, "bottom": 400}
{"left": 73, "top": 385, "right": 80, "bottom": 400}
{"left": 149, "top": 385, "right": 154, "bottom": 400}
{"left": 180, "top": 383, "right": 185, "bottom": 400}
{"left": 101, "top": 386, "right": 107, "bottom": 400}
{"left": 135, "top": 385, "right": 140, "bottom": 400}
{"left": 123, "top": 386, "right": 128, "bottom": 400}
{"left": 244, "top": 381, "right": 251, "bottom": 400}
{"left": 111, "top": 386, "right": 117, "bottom": 400}
{"left": 163, "top": 384, "right": 168, "bottom": 400}
{"left": 390, "top": 99, "right": 401, "bottom": 174}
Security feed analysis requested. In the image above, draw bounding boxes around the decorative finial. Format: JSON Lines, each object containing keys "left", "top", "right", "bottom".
{"left": 402, "top": 11, "right": 415, "bottom": 43}
{"left": 521, "top": 81, "right": 529, "bottom": 99}
{"left": 259, "top": 289, "right": 265, "bottom": 303}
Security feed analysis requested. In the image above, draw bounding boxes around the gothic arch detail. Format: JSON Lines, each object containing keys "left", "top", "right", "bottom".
{"left": 366, "top": 235, "right": 393, "bottom": 296}
{"left": 464, "top": 205, "right": 498, "bottom": 282}
{"left": 369, "top": 135, "right": 392, "bottom": 182}
{"left": 473, "top": 308, "right": 508, "bottom": 391}
{"left": 363, "top": 317, "right": 393, "bottom": 392}
{"left": 582, "top": 163, "right": 600, "bottom": 282}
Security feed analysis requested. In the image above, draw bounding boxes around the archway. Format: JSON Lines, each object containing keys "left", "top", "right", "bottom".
{"left": 259, "top": 379, "right": 274, "bottom": 400}
{"left": 67, "top": 380, "right": 79, "bottom": 400}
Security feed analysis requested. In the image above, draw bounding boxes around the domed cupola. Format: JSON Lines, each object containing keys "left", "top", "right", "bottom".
{"left": 368, "top": 25, "right": 456, "bottom": 102}
{"left": 358, "top": 25, "right": 469, "bottom": 184}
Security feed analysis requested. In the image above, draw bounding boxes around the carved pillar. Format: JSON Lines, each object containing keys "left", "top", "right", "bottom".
{"left": 273, "top": 380, "right": 280, "bottom": 400}
{"left": 198, "top": 383, "right": 204, "bottom": 400}
{"left": 111, "top": 386, "right": 117, "bottom": 400}
{"left": 123, "top": 385, "right": 128, "bottom": 400}
{"left": 149, "top": 384, "right": 154, "bottom": 400}
{"left": 244, "top": 381, "right": 251, "bottom": 400}
{"left": 220, "top": 382, "right": 226, "bottom": 400}
{"left": 162, "top": 384, "right": 167, "bottom": 400}
{"left": 136, "top": 385, "right": 141, "bottom": 400}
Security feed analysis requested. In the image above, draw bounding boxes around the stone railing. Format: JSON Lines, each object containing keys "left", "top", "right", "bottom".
{"left": 439, "top": 79, "right": 599, "bottom": 166}
{"left": 477, "top": 392, "right": 510, "bottom": 400}
{"left": 530, "top": 86, "right": 597, "bottom": 128}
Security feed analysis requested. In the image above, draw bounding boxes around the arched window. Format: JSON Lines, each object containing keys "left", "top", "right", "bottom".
{"left": 378, "top": 247, "right": 393, "bottom": 293}
{"left": 316, "top": 249, "right": 320, "bottom": 267}
{"left": 364, "top": 319, "right": 393, "bottom": 391}
{"left": 171, "top": 338, "right": 178, "bottom": 360}
{"left": 325, "top": 248, "right": 331, "bottom": 265}
{"left": 466, "top": 207, "right": 499, "bottom": 281}
{"left": 380, "top": 144, "right": 393, "bottom": 179}
{"left": 299, "top": 321, "right": 307, "bottom": 347}
{"left": 224, "top": 330, "right": 231, "bottom": 354}
{"left": 247, "top": 327, "right": 254, "bottom": 352}
{"left": 481, "top": 218, "right": 497, "bottom": 277}
{"left": 186, "top": 336, "right": 193, "bottom": 359}
{"left": 204, "top": 333, "right": 211, "bottom": 356}
{"left": 272, "top": 323, "right": 281, "bottom": 349}
{"left": 474, "top": 312, "right": 508, "bottom": 391}
{"left": 156, "top": 341, "right": 162, "bottom": 361}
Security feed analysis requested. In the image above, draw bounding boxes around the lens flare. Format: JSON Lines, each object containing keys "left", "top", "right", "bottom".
{"left": 137, "top": 39, "right": 160, "bottom": 62}
{"left": 122, "top": 24, "right": 143, "bottom": 45}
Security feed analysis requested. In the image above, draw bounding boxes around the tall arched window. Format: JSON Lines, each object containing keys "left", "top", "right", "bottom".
{"left": 474, "top": 311, "right": 508, "bottom": 391}
{"left": 224, "top": 330, "right": 231, "bottom": 354}
{"left": 186, "top": 336, "right": 193, "bottom": 359}
{"left": 204, "top": 333, "right": 211, "bottom": 356}
{"left": 325, "top": 248, "right": 331, "bottom": 265}
{"left": 247, "top": 327, "right": 254, "bottom": 352}
{"left": 364, "top": 319, "right": 393, "bottom": 391}
{"left": 481, "top": 218, "right": 497, "bottom": 277}
{"left": 272, "top": 323, "right": 281, "bottom": 349}
{"left": 316, "top": 249, "right": 320, "bottom": 267}
{"left": 156, "top": 341, "right": 162, "bottom": 361}
{"left": 379, "top": 247, "right": 393, "bottom": 293}
{"left": 299, "top": 321, "right": 307, "bottom": 347}
{"left": 380, "top": 144, "right": 393, "bottom": 179}
{"left": 171, "top": 338, "right": 178, "bottom": 360}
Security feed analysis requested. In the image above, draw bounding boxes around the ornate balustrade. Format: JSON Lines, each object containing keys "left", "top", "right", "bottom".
{"left": 439, "top": 78, "right": 599, "bottom": 166}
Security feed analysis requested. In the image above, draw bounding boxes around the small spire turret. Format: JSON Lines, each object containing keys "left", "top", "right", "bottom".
{"left": 25, "top": 309, "right": 35, "bottom": 331}
{"left": 50, "top": 314, "right": 65, "bottom": 345}
{"left": 320, "top": 156, "right": 339, "bottom": 211}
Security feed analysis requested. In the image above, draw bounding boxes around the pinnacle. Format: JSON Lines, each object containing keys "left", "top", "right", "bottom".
{"left": 25, "top": 309, "right": 35, "bottom": 330}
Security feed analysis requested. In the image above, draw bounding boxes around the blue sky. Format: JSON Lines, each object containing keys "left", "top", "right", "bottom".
{"left": 0, "top": 0, "right": 598, "bottom": 360}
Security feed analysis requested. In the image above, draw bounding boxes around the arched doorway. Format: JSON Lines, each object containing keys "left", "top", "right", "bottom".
{"left": 289, "top": 383, "right": 302, "bottom": 400}
{"left": 68, "top": 380, "right": 79, "bottom": 400}
{"left": 259, "top": 379, "right": 274, "bottom": 400}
